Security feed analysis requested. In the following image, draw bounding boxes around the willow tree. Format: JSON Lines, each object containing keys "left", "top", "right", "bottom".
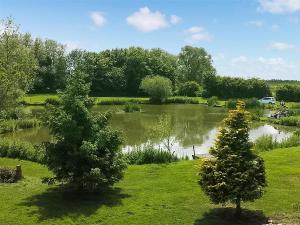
{"left": 199, "top": 101, "right": 266, "bottom": 216}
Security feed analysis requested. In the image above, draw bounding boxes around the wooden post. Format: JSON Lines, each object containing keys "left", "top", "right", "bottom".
{"left": 15, "top": 165, "right": 22, "bottom": 180}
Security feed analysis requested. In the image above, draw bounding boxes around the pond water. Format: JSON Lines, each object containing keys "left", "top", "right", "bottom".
{"left": 1, "top": 104, "right": 294, "bottom": 158}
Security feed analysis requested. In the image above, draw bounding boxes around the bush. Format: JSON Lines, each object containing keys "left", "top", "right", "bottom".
{"left": 276, "top": 84, "right": 300, "bottom": 102}
{"left": 226, "top": 98, "right": 262, "bottom": 109}
{"left": 0, "top": 167, "right": 18, "bottom": 183}
{"left": 140, "top": 76, "right": 173, "bottom": 104}
{"left": 0, "top": 118, "right": 41, "bottom": 134}
{"left": 165, "top": 96, "right": 199, "bottom": 104}
{"left": 0, "top": 138, "right": 45, "bottom": 163}
{"left": 124, "top": 146, "right": 178, "bottom": 165}
{"left": 272, "top": 117, "right": 300, "bottom": 127}
{"left": 178, "top": 81, "right": 202, "bottom": 97}
{"left": 254, "top": 134, "right": 300, "bottom": 152}
{"left": 207, "top": 96, "right": 219, "bottom": 107}
{"left": 123, "top": 102, "right": 141, "bottom": 112}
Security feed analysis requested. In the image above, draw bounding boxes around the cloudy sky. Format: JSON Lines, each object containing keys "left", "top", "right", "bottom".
{"left": 1, "top": 0, "right": 300, "bottom": 80}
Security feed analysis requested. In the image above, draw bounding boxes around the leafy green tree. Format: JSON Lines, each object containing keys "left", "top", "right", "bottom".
{"left": 0, "top": 18, "right": 37, "bottom": 118}
{"left": 179, "top": 81, "right": 202, "bottom": 97}
{"left": 140, "top": 76, "right": 173, "bottom": 103}
{"left": 199, "top": 101, "right": 266, "bottom": 216}
{"left": 177, "top": 46, "right": 216, "bottom": 84}
{"left": 31, "top": 38, "right": 67, "bottom": 93}
{"left": 45, "top": 70, "right": 126, "bottom": 191}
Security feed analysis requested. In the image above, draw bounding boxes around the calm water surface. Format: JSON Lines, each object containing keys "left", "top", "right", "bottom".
{"left": 1, "top": 105, "right": 293, "bottom": 158}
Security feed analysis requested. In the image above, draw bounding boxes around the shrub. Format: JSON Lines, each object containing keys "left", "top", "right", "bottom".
{"left": 199, "top": 101, "right": 266, "bottom": 216}
{"left": 276, "top": 84, "right": 300, "bottom": 102}
{"left": 272, "top": 117, "right": 300, "bottom": 127}
{"left": 124, "top": 146, "right": 178, "bottom": 165}
{"left": 0, "top": 167, "right": 18, "bottom": 183}
{"left": 165, "top": 97, "right": 199, "bottom": 104}
{"left": 226, "top": 98, "right": 262, "bottom": 109}
{"left": 207, "top": 96, "right": 219, "bottom": 107}
{"left": 179, "top": 81, "right": 202, "bottom": 97}
{"left": 0, "top": 138, "right": 45, "bottom": 163}
{"left": 0, "top": 118, "right": 41, "bottom": 134}
{"left": 123, "top": 102, "right": 141, "bottom": 112}
{"left": 140, "top": 76, "right": 173, "bottom": 104}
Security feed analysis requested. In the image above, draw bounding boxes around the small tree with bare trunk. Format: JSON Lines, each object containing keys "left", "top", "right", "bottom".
{"left": 199, "top": 101, "right": 266, "bottom": 216}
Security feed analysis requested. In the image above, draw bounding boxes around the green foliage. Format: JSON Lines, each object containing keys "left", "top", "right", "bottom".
{"left": 123, "top": 102, "right": 141, "bottom": 113}
{"left": 178, "top": 81, "right": 202, "bottom": 97}
{"left": 205, "top": 76, "right": 271, "bottom": 99}
{"left": 140, "top": 76, "right": 173, "bottom": 104}
{"left": 199, "top": 101, "right": 266, "bottom": 215}
{"left": 44, "top": 70, "right": 126, "bottom": 191}
{"left": 0, "top": 167, "right": 18, "bottom": 183}
{"left": 97, "top": 97, "right": 149, "bottom": 105}
{"left": 45, "top": 97, "right": 61, "bottom": 106}
{"left": 271, "top": 117, "right": 300, "bottom": 127}
{"left": 276, "top": 84, "right": 300, "bottom": 102}
{"left": 254, "top": 134, "right": 300, "bottom": 152}
{"left": 165, "top": 96, "right": 200, "bottom": 104}
{"left": 226, "top": 98, "right": 262, "bottom": 109}
{"left": 177, "top": 46, "right": 216, "bottom": 84}
{"left": 207, "top": 96, "right": 219, "bottom": 107}
{"left": 0, "top": 138, "right": 45, "bottom": 163}
{"left": 148, "top": 115, "right": 175, "bottom": 152}
{"left": 0, "top": 118, "right": 41, "bottom": 134}
{"left": 124, "top": 146, "right": 178, "bottom": 165}
{"left": 0, "top": 18, "right": 37, "bottom": 117}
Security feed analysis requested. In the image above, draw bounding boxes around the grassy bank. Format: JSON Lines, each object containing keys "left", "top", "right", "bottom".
{"left": 22, "top": 94, "right": 224, "bottom": 106}
{"left": 0, "top": 147, "right": 299, "bottom": 225}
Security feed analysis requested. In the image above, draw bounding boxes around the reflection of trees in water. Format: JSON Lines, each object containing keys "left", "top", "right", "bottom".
{"left": 109, "top": 105, "right": 225, "bottom": 148}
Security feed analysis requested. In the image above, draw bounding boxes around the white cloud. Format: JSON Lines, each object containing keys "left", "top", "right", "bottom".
{"left": 90, "top": 11, "right": 106, "bottom": 27}
{"left": 247, "top": 20, "right": 263, "bottom": 27}
{"left": 257, "top": 56, "right": 296, "bottom": 69}
{"left": 185, "top": 26, "right": 212, "bottom": 43}
{"left": 271, "top": 42, "right": 296, "bottom": 50}
{"left": 259, "top": 0, "right": 300, "bottom": 14}
{"left": 231, "top": 56, "right": 249, "bottom": 64}
{"left": 126, "top": 7, "right": 168, "bottom": 32}
{"left": 170, "top": 15, "right": 182, "bottom": 25}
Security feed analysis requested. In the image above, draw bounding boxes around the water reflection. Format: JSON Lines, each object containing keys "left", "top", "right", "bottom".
{"left": 1, "top": 105, "right": 294, "bottom": 158}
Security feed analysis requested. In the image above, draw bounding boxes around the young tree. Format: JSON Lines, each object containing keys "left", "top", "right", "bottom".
{"left": 45, "top": 70, "right": 126, "bottom": 191}
{"left": 140, "top": 75, "right": 173, "bottom": 103}
{"left": 0, "top": 18, "right": 37, "bottom": 118}
{"left": 199, "top": 101, "right": 266, "bottom": 216}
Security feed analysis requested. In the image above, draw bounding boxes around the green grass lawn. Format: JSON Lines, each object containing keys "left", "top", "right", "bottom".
{"left": 0, "top": 147, "right": 300, "bottom": 225}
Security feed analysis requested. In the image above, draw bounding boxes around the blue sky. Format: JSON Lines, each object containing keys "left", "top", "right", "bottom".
{"left": 1, "top": 0, "right": 300, "bottom": 80}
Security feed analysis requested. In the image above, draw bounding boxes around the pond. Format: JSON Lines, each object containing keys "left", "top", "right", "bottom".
{"left": 1, "top": 104, "right": 294, "bottom": 158}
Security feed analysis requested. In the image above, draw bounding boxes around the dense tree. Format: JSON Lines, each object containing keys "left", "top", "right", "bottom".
{"left": 44, "top": 70, "right": 126, "bottom": 191}
{"left": 31, "top": 38, "right": 67, "bottom": 93}
{"left": 140, "top": 76, "right": 173, "bottom": 103}
{"left": 0, "top": 18, "right": 37, "bottom": 118}
{"left": 177, "top": 46, "right": 216, "bottom": 84}
{"left": 276, "top": 84, "right": 300, "bottom": 102}
{"left": 199, "top": 101, "right": 266, "bottom": 216}
{"left": 178, "top": 81, "right": 202, "bottom": 97}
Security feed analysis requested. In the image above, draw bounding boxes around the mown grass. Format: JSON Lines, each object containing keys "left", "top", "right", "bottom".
{"left": 0, "top": 147, "right": 300, "bottom": 225}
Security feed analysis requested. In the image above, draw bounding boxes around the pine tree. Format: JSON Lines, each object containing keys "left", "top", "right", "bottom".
{"left": 44, "top": 70, "right": 126, "bottom": 191}
{"left": 199, "top": 101, "right": 266, "bottom": 216}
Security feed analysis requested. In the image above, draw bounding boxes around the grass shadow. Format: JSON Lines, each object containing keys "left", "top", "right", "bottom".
{"left": 18, "top": 186, "right": 130, "bottom": 221}
{"left": 194, "top": 208, "right": 269, "bottom": 225}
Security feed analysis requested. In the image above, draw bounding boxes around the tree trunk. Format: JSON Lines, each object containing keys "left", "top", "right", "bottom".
{"left": 235, "top": 197, "right": 241, "bottom": 217}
